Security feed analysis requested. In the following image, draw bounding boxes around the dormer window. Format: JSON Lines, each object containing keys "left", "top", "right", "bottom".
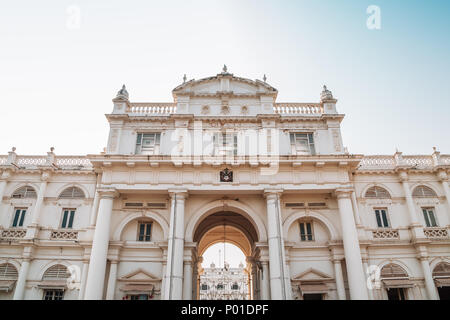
{"left": 135, "top": 133, "right": 161, "bottom": 155}
{"left": 290, "top": 133, "right": 316, "bottom": 155}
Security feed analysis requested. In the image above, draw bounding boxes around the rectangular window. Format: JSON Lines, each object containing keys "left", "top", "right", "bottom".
{"left": 422, "top": 208, "right": 437, "bottom": 227}
{"left": 12, "top": 208, "right": 27, "bottom": 228}
{"left": 43, "top": 289, "right": 64, "bottom": 300}
{"left": 290, "top": 133, "right": 316, "bottom": 155}
{"left": 213, "top": 132, "right": 238, "bottom": 156}
{"left": 374, "top": 208, "right": 390, "bottom": 228}
{"left": 299, "top": 222, "right": 314, "bottom": 241}
{"left": 135, "top": 133, "right": 161, "bottom": 155}
{"left": 61, "top": 209, "right": 76, "bottom": 229}
{"left": 387, "top": 288, "right": 406, "bottom": 300}
{"left": 138, "top": 222, "right": 152, "bottom": 241}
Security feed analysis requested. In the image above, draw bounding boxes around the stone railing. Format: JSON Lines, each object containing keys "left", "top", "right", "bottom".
{"left": 15, "top": 156, "right": 47, "bottom": 167}
{"left": 1, "top": 228, "right": 27, "bottom": 240}
{"left": 274, "top": 103, "right": 323, "bottom": 115}
{"left": 50, "top": 230, "right": 79, "bottom": 240}
{"left": 372, "top": 229, "right": 400, "bottom": 240}
{"left": 423, "top": 227, "right": 449, "bottom": 240}
{"left": 1, "top": 154, "right": 92, "bottom": 170}
{"left": 359, "top": 154, "right": 450, "bottom": 171}
{"left": 127, "top": 103, "right": 177, "bottom": 116}
{"left": 55, "top": 156, "right": 93, "bottom": 168}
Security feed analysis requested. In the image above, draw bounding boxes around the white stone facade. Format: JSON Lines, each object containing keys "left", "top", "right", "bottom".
{"left": 0, "top": 68, "right": 449, "bottom": 300}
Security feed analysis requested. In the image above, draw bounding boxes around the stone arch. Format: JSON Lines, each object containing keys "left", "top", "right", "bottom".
{"left": 113, "top": 210, "right": 169, "bottom": 241}
{"left": 377, "top": 260, "right": 412, "bottom": 278}
{"left": 361, "top": 184, "right": 394, "bottom": 199}
{"left": 411, "top": 183, "right": 439, "bottom": 197}
{"left": 37, "top": 260, "right": 72, "bottom": 280}
{"left": 0, "top": 259, "right": 21, "bottom": 272}
{"left": 9, "top": 183, "right": 39, "bottom": 198}
{"left": 55, "top": 183, "right": 90, "bottom": 199}
{"left": 282, "top": 210, "right": 338, "bottom": 241}
{"left": 185, "top": 199, "right": 267, "bottom": 242}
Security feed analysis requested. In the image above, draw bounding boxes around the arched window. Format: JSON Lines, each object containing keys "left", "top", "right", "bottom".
{"left": 365, "top": 186, "right": 391, "bottom": 199}
{"left": 58, "top": 186, "right": 85, "bottom": 199}
{"left": 433, "top": 262, "right": 450, "bottom": 278}
{"left": 42, "top": 264, "right": 70, "bottom": 280}
{"left": 201, "top": 284, "right": 209, "bottom": 291}
{"left": 12, "top": 186, "right": 37, "bottom": 199}
{"left": 381, "top": 264, "right": 408, "bottom": 279}
{"left": 380, "top": 263, "right": 412, "bottom": 300}
{"left": 217, "top": 283, "right": 224, "bottom": 290}
{"left": 432, "top": 262, "right": 450, "bottom": 299}
{"left": 0, "top": 263, "right": 18, "bottom": 280}
{"left": 231, "top": 282, "right": 239, "bottom": 290}
{"left": 412, "top": 185, "right": 437, "bottom": 198}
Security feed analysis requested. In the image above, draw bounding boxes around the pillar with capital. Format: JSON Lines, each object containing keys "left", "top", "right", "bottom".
{"left": 164, "top": 190, "right": 188, "bottom": 300}
{"left": 336, "top": 188, "right": 368, "bottom": 299}
{"left": 106, "top": 260, "right": 119, "bottom": 300}
{"left": 259, "top": 259, "right": 271, "bottom": 300}
{"left": 416, "top": 246, "right": 439, "bottom": 300}
{"left": 78, "top": 253, "right": 90, "bottom": 300}
{"left": 84, "top": 188, "right": 118, "bottom": 300}
{"left": 330, "top": 247, "right": 347, "bottom": 300}
{"left": 398, "top": 171, "right": 425, "bottom": 239}
{"left": 437, "top": 170, "right": 450, "bottom": 217}
{"left": 26, "top": 171, "right": 50, "bottom": 239}
{"left": 13, "top": 246, "right": 33, "bottom": 300}
{"left": 264, "top": 190, "right": 291, "bottom": 300}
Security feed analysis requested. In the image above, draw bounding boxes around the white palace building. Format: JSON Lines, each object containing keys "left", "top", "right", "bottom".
{"left": 0, "top": 67, "right": 450, "bottom": 300}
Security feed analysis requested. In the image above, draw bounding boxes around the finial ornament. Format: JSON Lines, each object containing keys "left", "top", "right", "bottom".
{"left": 263, "top": 74, "right": 267, "bottom": 82}
{"left": 50, "top": 147, "right": 55, "bottom": 152}
{"left": 11, "top": 147, "right": 16, "bottom": 152}
{"left": 320, "top": 84, "right": 334, "bottom": 101}
{"left": 116, "top": 84, "right": 129, "bottom": 100}
{"left": 183, "top": 74, "right": 187, "bottom": 83}
{"left": 223, "top": 64, "right": 227, "bottom": 73}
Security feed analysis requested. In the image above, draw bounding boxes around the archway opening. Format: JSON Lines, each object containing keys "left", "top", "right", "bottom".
{"left": 193, "top": 211, "right": 260, "bottom": 300}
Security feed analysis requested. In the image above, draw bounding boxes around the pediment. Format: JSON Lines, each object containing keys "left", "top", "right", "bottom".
{"left": 173, "top": 74, "right": 277, "bottom": 98}
{"left": 292, "top": 268, "right": 333, "bottom": 281}
{"left": 119, "top": 268, "right": 161, "bottom": 282}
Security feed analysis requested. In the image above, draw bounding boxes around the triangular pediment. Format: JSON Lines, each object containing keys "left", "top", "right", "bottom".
{"left": 172, "top": 74, "right": 277, "bottom": 98}
{"left": 292, "top": 268, "right": 333, "bottom": 281}
{"left": 119, "top": 268, "right": 160, "bottom": 282}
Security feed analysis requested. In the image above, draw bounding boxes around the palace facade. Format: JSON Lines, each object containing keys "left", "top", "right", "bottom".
{"left": 0, "top": 67, "right": 449, "bottom": 300}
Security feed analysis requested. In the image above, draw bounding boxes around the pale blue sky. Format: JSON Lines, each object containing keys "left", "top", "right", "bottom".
{"left": 0, "top": 0, "right": 449, "bottom": 155}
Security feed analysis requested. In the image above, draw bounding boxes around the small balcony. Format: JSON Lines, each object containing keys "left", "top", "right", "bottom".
{"left": 50, "top": 230, "right": 79, "bottom": 240}
{"left": 423, "top": 227, "right": 449, "bottom": 240}
{"left": 0, "top": 228, "right": 27, "bottom": 240}
{"left": 372, "top": 229, "right": 400, "bottom": 240}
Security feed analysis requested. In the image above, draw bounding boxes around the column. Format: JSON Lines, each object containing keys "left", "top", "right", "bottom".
{"left": 84, "top": 188, "right": 117, "bottom": 300}
{"left": 78, "top": 259, "right": 89, "bottom": 300}
{"left": 336, "top": 189, "right": 369, "bottom": 300}
{"left": 333, "top": 259, "right": 346, "bottom": 300}
{"left": 419, "top": 257, "right": 439, "bottom": 300}
{"left": 106, "top": 261, "right": 118, "bottom": 300}
{"left": 26, "top": 172, "right": 50, "bottom": 239}
{"left": 161, "top": 260, "right": 167, "bottom": 300}
{"left": 0, "top": 170, "right": 11, "bottom": 203}
{"left": 399, "top": 172, "right": 420, "bottom": 225}
{"left": 89, "top": 174, "right": 102, "bottom": 227}
{"left": 351, "top": 191, "right": 362, "bottom": 226}
{"left": 361, "top": 258, "right": 374, "bottom": 300}
{"left": 13, "top": 258, "right": 30, "bottom": 300}
{"left": 164, "top": 190, "right": 187, "bottom": 300}
{"left": 259, "top": 260, "right": 271, "bottom": 300}
{"left": 264, "top": 190, "right": 290, "bottom": 300}
{"left": 437, "top": 171, "right": 450, "bottom": 215}
{"left": 182, "top": 261, "right": 193, "bottom": 300}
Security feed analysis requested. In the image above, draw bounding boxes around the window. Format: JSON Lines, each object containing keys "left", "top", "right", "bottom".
{"left": 290, "top": 133, "right": 315, "bottom": 155}
{"left": 387, "top": 288, "right": 406, "bottom": 300}
{"left": 201, "top": 284, "right": 209, "bottom": 291}
{"left": 130, "top": 294, "right": 149, "bottom": 300}
{"left": 299, "top": 222, "right": 314, "bottom": 241}
{"left": 12, "top": 208, "right": 26, "bottom": 227}
{"left": 43, "top": 289, "right": 64, "bottom": 300}
{"left": 0, "top": 263, "right": 18, "bottom": 280}
{"left": 303, "top": 294, "right": 323, "bottom": 300}
{"left": 138, "top": 222, "right": 152, "bottom": 241}
{"left": 422, "top": 208, "right": 438, "bottom": 227}
{"left": 231, "top": 283, "right": 239, "bottom": 290}
{"left": 135, "top": 133, "right": 161, "bottom": 155}
{"left": 374, "top": 208, "right": 390, "bottom": 228}
{"left": 217, "top": 284, "right": 224, "bottom": 290}
{"left": 365, "top": 186, "right": 391, "bottom": 199}
{"left": 412, "top": 185, "right": 437, "bottom": 198}
{"left": 59, "top": 187, "right": 85, "bottom": 199}
{"left": 213, "top": 132, "right": 238, "bottom": 156}
{"left": 12, "top": 186, "right": 37, "bottom": 199}
{"left": 61, "top": 209, "right": 76, "bottom": 229}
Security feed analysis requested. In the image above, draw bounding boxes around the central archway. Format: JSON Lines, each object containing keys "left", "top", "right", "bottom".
{"left": 192, "top": 210, "right": 261, "bottom": 300}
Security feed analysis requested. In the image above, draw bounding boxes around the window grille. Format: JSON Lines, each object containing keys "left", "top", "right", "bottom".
{"left": 412, "top": 186, "right": 437, "bottom": 197}
{"left": 290, "top": 133, "right": 315, "bottom": 155}
{"left": 42, "top": 265, "right": 70, "bottom": 280}
{"left": 12, "top": 186, "right": 37, "bottom": 199}
{"left": 365, "top": 186, "right": 391, "bottom": 199}
{"left": 59, "top": 187, "right": 85, "bottom": 199}
{"left": 0, "top": 263, "right": 18, "bottom": 279}
{"left": 136, "top": 133, "right": 161, "bottom": 155}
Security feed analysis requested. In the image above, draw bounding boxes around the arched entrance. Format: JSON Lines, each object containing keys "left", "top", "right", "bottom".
{"left": 192, "top": 211, "right": 261, "bottom": 300}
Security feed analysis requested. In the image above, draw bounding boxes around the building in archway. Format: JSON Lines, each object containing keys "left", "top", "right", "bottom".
{"left": 0, "top": 67, "right": 450, "bottom": 300}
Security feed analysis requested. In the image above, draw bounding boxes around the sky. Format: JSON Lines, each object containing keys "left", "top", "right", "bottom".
{"left": 202, "top": 242, "right": 246, "bottom": 269}
{"left": 0, "top": 0, "right": 449, "bottom": 156}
